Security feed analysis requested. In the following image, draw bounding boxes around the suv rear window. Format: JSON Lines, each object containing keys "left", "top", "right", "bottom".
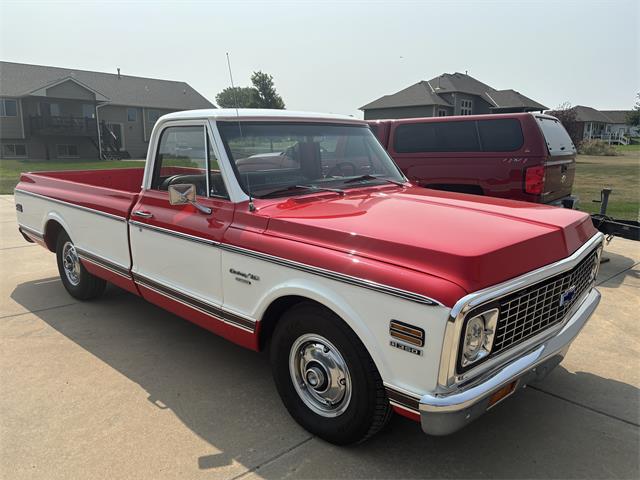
{"left": 536, "top": 116, "right": 576, "bottom": 156}
{"left": 394, "top": 118, "right": 524, "bottom": 153}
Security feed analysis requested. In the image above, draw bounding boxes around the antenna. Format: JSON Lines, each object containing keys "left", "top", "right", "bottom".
{"left": 225, "top": 52, "right": 254, "bottom": 212}
{"left": 226, "top": 52, "right": 241, "bottom": 120}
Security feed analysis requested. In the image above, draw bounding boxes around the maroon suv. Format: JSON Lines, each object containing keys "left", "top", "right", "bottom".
{"left": 368, "top": 113, "right": 577, "bottom": 207}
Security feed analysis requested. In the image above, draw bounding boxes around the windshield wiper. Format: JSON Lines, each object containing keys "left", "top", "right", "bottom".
{"left": 261, "top": 184, "right": 345, "bottom": 198}
{"left": 341, "top": 174, "right": 406, "bottom": 186}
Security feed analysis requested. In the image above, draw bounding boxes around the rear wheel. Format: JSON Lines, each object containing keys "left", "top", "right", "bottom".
{"left": 270, "top": 302, "right": 392, "bottom": 445}
{"left": 56, "top": 231, "right": 106, "bottom": 300}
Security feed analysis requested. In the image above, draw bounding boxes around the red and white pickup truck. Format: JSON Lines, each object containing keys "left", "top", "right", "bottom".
{"left": 15, "top": 109, "right": 603, "bottom": 444}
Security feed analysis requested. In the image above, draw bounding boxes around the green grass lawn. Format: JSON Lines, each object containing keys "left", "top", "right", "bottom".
{"left": 614, "top": 144, "right": 640, "bottom": 154}
{"left": 573, "top": 153, "right": 639, "bottom": 220}
{"left": 0, "top": 159, "right": 144, "bottom": 194}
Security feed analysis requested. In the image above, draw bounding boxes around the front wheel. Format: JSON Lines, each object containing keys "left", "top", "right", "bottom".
{"left": 270, "top": 302, "right": 392, "bottom": 445}
{"left": 55, "top": 231, "right": 106, "bottom": 300}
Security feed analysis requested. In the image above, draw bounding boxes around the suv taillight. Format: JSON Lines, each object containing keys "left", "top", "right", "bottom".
{"left": 524, "top": 165, "right": 545, "bottom": 195}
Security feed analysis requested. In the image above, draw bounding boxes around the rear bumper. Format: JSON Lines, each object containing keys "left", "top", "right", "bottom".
{"left": 418, "top": 287, "right": 600, "bottom": 435}
{"left": 548, "top": 195, "right": 579, "bottom": 209}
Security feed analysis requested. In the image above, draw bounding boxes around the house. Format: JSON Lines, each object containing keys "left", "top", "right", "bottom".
{"left": 569, "top": 105, "right": 638, "bottom": 144}
{"left": 360, "top": 72, "right": 547, "bottom": 120}
{"left": 0, "top": 61, "right": 214, "bottom": 160}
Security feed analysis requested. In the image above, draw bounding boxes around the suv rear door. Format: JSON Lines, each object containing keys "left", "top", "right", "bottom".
{"left": 535, "top": 115, "right": 576, "bottom": 203}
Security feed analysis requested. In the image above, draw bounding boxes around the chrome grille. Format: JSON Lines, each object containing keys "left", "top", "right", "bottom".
{"left": 491, "top": 248, "right": 599, "bottom": 356}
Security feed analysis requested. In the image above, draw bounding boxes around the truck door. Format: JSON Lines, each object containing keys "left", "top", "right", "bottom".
{"left": 129, "top": 121, "right": 234, "bottom": 321}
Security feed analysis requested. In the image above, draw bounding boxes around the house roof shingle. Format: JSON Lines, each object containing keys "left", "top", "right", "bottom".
{"left": 485, "top": 89, "right": 547, "bottom": 111}
{"left": 600, "top": 110, "right": 633, "bottom": 124}
{"left": 0, "top": 61, "right": 213, "bottom": 110}
{"left": 360, "top": 81, "right": 451, "bottom": 110}
{"left": 571, "top": 105, "right": 615, "bottom": 123}
{"left": 361, "top": 72, "right": 547, "bottom": 112}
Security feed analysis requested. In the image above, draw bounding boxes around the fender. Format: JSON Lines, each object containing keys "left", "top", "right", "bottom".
{"left": 43, "top": 210, "right": 73, "bottom": 248}
{"left": 252, "top": 279, "right": 392, "bottom": 379}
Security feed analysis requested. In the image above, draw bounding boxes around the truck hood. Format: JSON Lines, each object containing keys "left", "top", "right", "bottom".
{"left": 258, "top": 186, "right": 597, "bottom": 293}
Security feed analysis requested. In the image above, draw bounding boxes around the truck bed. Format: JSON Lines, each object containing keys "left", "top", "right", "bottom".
{"left": 17, "top": 168, "right": 144, "bottom": 218}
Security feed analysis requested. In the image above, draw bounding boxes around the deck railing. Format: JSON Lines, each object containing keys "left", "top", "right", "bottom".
{"left": 29, "top": 115, "right": 98, "bottom": 136}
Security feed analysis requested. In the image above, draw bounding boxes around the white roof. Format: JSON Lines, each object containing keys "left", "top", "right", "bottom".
{"left": 161, "top": 108, "right": 365, "bottom": 124}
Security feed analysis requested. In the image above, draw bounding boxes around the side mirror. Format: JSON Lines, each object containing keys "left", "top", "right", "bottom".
{"left": 167, "top": 184, "right": 212, "bottom": 214}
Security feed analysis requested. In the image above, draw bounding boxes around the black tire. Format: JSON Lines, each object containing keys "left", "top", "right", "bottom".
{"left": 270, "top": 302, "right": 392, "bottom": 445}
{"left": 55, "top": 231, "right": 106, "bottom": 300}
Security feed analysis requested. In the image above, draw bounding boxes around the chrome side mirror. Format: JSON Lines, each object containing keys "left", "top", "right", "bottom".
{"left": 167, "top": 184, "right": 212, "bottom": 214}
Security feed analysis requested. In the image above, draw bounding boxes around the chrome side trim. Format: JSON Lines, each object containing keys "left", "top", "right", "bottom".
{"left": 132, "top": 272, "right": 256, "bottom": 332}
{"left": 219, "top": 243, "right": 442, "bottom": 307}
{"left": 128, "top": 220, "right": 219, "bottom": 246}
{"left": 76, "top": 248, "right": 131, "bottom": 279}
{"left": 14, "top": 189, "right": 127, "bottom": 222}
{"left": 437, "top": 232, "right": 604, "bottom": 389}
{"left": 18, "top": 224, "right": 44, "bottom": 240}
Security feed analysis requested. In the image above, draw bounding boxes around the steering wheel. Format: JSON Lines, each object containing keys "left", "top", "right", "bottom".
{"left": 326, "top": 161, "right": 357, "bottom": 177}
{"left": 160, "top": 174, "right": 184, "bottom": 190}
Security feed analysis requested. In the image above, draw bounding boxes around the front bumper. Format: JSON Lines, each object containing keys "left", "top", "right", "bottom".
{"left": 419, "top": 287, "right": 600, "bottom": 435}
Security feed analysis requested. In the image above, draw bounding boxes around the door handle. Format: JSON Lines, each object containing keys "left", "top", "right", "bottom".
{"left": 132, "top": 210, "right": 153, "bottom": 219}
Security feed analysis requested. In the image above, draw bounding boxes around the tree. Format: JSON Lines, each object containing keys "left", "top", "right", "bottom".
{"left": 627, "top": 93, "right": 640, "bottom": 126}
{"left": 251, "top": 71, "right": 285, "bottom": 109}
{"left": 547, "top": 102, "right": 582, "bottom": 147}
{"left": 215, "top": 86, "right": 260, "bottom": 108}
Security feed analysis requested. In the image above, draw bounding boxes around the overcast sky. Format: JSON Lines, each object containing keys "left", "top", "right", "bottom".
{"left": 1, "top": 0, "right": 638, "bottom": 117}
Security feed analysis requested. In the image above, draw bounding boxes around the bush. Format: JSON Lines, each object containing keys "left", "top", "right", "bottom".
{"left": 578, "top": 140, "right": 618, "bottom": 156}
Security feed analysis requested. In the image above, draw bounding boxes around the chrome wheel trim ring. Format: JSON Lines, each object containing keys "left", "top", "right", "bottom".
{"left": 289, "top": 333, "right": 352, "bottom": 418}
{"left": 62, "top": 241, "right": 81, "bottom": 286}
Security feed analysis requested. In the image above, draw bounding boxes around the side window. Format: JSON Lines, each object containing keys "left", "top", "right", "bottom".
{"left": 394, "top": 120, "right": 480, "bottom": 153}
{"left": 152, "top": 126, "right": 208, "bottom": 196}
{"left": 477, "top": 118, "right": 524, "bottom": 152}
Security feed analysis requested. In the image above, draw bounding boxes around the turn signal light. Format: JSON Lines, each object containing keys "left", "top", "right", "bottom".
{"left": 524, "top": 165, "right": 545, "bottom": 195}
{"left": 487, "top": 381, "right": 517, "bottom": 409}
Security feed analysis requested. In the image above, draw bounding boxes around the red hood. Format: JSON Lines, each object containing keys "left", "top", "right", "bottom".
{"left": 256, "top": 186, "right": 596, "bottom": 293}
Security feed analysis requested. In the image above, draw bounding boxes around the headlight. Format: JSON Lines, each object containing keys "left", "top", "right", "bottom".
{"left": 461, "top": 308, "right": 499, "bottom": 368}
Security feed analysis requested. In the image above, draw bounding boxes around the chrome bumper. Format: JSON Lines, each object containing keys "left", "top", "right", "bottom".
{"left": 419, "top": 288, "right": 601, "bottom": 436}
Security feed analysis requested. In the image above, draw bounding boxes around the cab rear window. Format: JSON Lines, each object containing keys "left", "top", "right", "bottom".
{"left": 394, "top": 118, "right": 524, "bottom": 153}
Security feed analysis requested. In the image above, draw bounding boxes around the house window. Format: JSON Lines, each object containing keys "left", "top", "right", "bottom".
{"left": 82, "top": 104, "right": 95, "bottom": 119}
{"left": 2, "top": 144, "right": 27, "bottom": 157}
{"left": 460, "top": 99, "right": 473, "bottom": 116}
{"left": 0, "top": 99, "right": 18, "bottom": 117}
{"left": 49, "top": 103, "right": 61, "bottom": 117}
{"left": 127, "top": 108, "right": 137, "bottom": 122}
{"left": 438, "top": 109, "right": 448, "bottom": 117}
{"left": 57, "top": 144, "right": 79, "bottom": 158}
{"left": 147, "top": 109, "right": 161, "bottom": 125}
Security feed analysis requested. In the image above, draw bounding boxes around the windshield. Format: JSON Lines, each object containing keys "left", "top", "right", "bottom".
{"left": 217, "top": 122, "right": 405, "bottom": 198}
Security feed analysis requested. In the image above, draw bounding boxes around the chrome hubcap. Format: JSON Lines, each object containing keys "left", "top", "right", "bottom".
{"left": 289, "top": 334, "right": 351, "bottom": 417}
{"left": 62, "top": 241, "right": 81, "bottom": 286}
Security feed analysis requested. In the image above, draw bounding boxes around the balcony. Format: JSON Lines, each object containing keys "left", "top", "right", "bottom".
{"left": 29, "top": 115, "right": 98, "bottom": 137}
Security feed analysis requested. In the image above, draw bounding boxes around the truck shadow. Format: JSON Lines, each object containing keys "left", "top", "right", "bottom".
{"left": 9, "top": 278, "right": 640, "bottom": 479}
{"left": 596, "top": 249, "right": 638, "bottom": 288}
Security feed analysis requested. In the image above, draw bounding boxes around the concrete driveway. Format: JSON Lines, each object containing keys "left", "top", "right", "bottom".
{"left": 1, "top": 194, "right": 638, "bottom": 479}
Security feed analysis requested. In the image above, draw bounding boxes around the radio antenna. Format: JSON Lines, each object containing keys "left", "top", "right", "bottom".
{"left": 225, "top": 52, "right": 254, "bottom": 211}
